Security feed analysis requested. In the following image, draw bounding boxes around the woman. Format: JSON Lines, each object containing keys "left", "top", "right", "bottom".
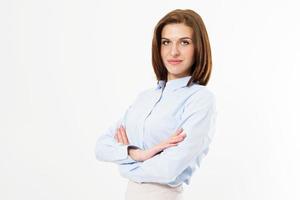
{"left": 95, "top": 9, "right": 217, "bottom": 200}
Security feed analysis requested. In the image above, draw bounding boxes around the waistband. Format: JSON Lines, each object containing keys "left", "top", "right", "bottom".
{"left": 127, "top": 180, "right": 184, "bottom": 193}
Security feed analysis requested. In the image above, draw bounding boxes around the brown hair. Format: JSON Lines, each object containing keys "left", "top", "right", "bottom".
{"left": 152, "top": 9, "right": 212, "bottom": 86}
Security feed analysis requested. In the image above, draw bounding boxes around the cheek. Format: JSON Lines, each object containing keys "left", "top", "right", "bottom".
{"left": 160, "top": 48, "right": 167, "bottom": 60}
{"left": 183, "top": 48, "right": 194, "bottom": 62}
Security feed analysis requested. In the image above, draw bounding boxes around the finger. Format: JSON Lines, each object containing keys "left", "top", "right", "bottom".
{"left": 117, "top": 128, "right": 124, "bottom": 144}
{"left": 178, "top": 132, "right": 186, "bottom": 138}
{"left": 120, "top": 126, "right": 129, "bottom": 145}
{"left": 172, "top": 128, "right": 183, "bottom": 136}
{"left": 120, "top": 126, "right": 129, "bottom": 144}
{"left": 173, "top": 132, "right": 186, "bottom": 140}
{"left": 119, "top": 128, "right": 126, "bottom": 144}
{"left": 169, "top": 134, "right": 186, "bottom": 143}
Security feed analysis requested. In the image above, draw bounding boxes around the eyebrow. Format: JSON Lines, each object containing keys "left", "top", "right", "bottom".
{"left": 161, "top": 37, "right": 192, "bottom": 40}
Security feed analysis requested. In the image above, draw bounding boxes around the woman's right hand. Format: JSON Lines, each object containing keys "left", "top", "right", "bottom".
{"left": 129, "top": 128, "right": 186, "bottom": 162}
{"left": 150, "top": 127, "right": 186, "bottom": 155}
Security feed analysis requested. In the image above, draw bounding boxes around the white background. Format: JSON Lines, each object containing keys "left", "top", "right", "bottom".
{"left": 0, "top": 0, "right": 299, "bottom": 199}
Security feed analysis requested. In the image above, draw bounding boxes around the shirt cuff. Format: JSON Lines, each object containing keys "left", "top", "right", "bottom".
{"left": 114, "top": 144, "right": 140, "bottom": 165}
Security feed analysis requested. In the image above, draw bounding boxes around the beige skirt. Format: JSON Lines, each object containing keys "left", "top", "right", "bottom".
{"left": 125, "top": 180, "right": 184, "bottom": 200}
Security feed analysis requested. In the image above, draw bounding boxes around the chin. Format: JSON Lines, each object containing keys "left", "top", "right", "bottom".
{"left": 166, "top": 68, "right": 186, "bottom": 75}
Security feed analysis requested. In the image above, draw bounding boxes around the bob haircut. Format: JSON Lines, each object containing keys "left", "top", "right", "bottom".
{"left": 152, "top": 9, "right": 212, "bottom": 86}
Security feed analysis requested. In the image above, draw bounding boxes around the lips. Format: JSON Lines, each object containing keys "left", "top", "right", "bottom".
{"left": 167, "top": 59, "right": 183, "bottom": 65}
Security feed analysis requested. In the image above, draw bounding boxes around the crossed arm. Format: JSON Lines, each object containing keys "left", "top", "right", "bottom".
{"left": 114, "top": 125, "right": 186, "bottom": 162}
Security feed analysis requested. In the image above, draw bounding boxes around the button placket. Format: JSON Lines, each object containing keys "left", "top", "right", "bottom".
{"left": 140, "top": 88, "right": 164, "bottom": 149}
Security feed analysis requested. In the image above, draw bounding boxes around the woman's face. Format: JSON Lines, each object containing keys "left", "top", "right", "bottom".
{"left": 160, "top": 23, "right": 195, "bottom": 81}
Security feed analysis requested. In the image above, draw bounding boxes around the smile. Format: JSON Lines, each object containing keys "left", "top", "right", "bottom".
{"left": 167, "top": 60, "right": 183, "bottom": 65}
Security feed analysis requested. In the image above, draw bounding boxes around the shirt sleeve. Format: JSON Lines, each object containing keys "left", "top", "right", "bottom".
{"left": 119, "top": 91, "right": 217, "bottom": 184}
{"left": 94, "top": 105, "right": 140, "bottom": 165}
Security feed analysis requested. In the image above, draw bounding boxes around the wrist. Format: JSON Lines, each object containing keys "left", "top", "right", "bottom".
{"left": 150, "top": 145, "right": 163, "bottom": 155}
{"left": 128, "top": 148, "right": 143, "bottom": 161}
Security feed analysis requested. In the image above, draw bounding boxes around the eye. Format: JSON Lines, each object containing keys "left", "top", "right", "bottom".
{"left": 181, "top": 40, "right": 190, "bottom": 45}
{"left": 161, "top": 40, "right": 170, "bottom": 46}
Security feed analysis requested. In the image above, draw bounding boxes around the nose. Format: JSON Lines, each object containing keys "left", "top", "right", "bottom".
{"left": 170, "top": 43, "right": 180, "bottom": 57}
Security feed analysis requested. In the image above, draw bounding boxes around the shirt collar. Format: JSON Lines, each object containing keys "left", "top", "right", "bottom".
{"left": 156, "top": 76, "right": 192, "bottom": 91}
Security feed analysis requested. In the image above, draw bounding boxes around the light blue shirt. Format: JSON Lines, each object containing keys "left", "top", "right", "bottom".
{"left": 95, "top": 76, "right": 217, "bottom": 187}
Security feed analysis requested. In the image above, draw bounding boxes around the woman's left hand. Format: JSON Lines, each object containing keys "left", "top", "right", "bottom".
{"left": 114, "top": 126, "right": 147, "bottom": 161}
{"left": 114, "top": 125, "right": 129, "bottom": 145}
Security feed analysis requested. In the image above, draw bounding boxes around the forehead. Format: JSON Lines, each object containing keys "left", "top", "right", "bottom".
{"left": 161, "top": 23, "right": 193, "bottom": 39}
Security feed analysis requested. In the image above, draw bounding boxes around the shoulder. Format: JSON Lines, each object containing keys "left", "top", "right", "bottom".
{"left": 184, "top": 84, "right": 216, "bottom": 108}
{"left": 188, "top": 84, "right": 215, "bottom": 100}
